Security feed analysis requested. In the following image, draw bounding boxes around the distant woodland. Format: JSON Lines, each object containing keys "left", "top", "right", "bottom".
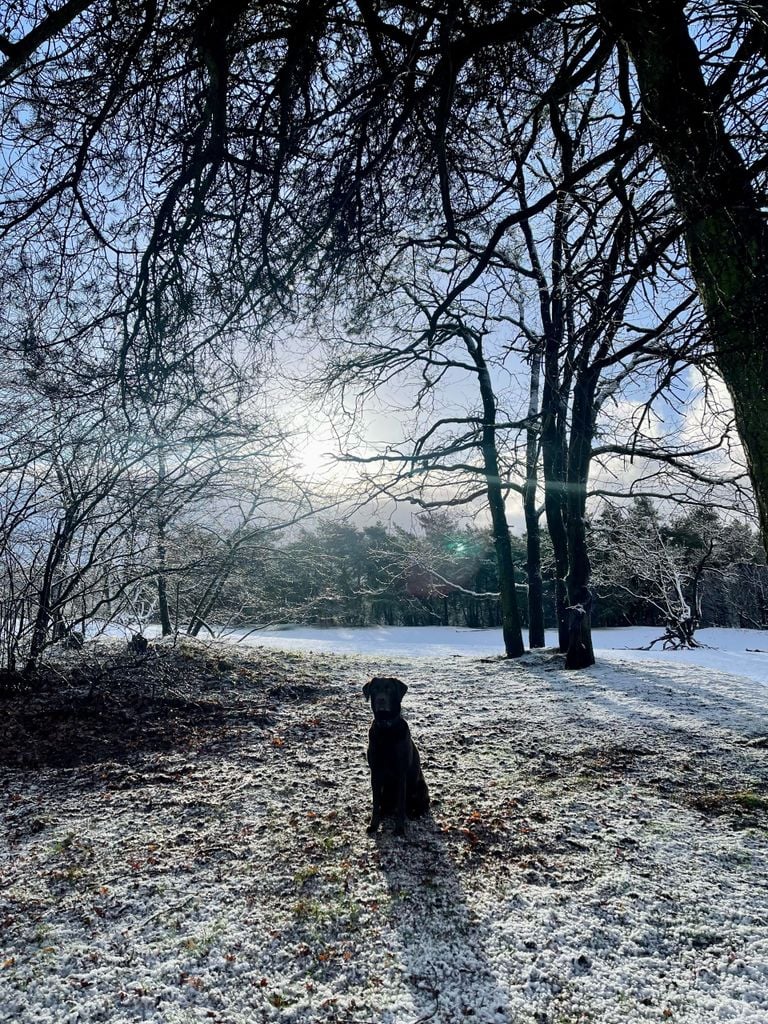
{"left": 127, "top": 502, "right": 767, "bottom": 637}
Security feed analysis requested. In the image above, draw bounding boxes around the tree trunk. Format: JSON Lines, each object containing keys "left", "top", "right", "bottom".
{"left": 157, "top": 516, "right": 173, "bottom": 636}
{"left": 541, "top": 227, "right": 571, "bottom": 652}
{"left": 471, "top": 338, "right": 525, "bottom": 658}
{"left": 541, "top": 374, "right": 569, "bottom": 652}
{"left": 524, "top": 342, "right": 545, "bottom": 648}
{"left": 26, "top": 519, "right": 72, "bottom": 672}
{"left": 487, "top": 482, "right": 525, "bottom": 658}
{"left": 600, "top": 0, "right": 768, "bottom": 560}
{"left": 155, "top": 449, "right": 173, "bottom": 636}
{"left": 564, "top": 369, "right": 597, "bottom": 668}
{"left": 565, "top": 587, "right": 594, "bottom": 670}
{"left": 187, "top": 536, "right": 253, "bottom": 637}
{"left": 188, "top": 576, "right": 226, "bottom": 637}
{"left": 518, "top": 176, "right": 571, "bottom": 650}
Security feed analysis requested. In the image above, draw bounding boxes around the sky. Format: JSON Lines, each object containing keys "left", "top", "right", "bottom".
{"left": 279, "top": 324, "right": 751, "bottom": 537}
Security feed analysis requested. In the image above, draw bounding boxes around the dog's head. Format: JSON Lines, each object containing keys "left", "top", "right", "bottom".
{"left": 363, "top": 676, "right": 408, "bottom": 720}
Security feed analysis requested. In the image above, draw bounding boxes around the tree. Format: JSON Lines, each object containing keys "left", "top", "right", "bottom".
{"left": 0, "top": 306, "right": 316, "bottom": 670}
{"left": 319, "top": 265, "right": 534, "bottom": 657}
{"left": 591, "top": 498, "right": 763, "bottom": 647}
{"left": 592, "top": 499, "right": 702, "bottom": 648}
{"left": 598, "top": 0, "right": 768, "bottom": 558}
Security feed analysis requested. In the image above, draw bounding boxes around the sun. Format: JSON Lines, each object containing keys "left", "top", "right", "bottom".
{"left": 291, "top": 430, "right": 364, "bottom": 488}
{"left": 287, "top": 410, "right": 372, "bottom": 487}
{"left": 296, "top": 434, "right": 338, "bottom": 479}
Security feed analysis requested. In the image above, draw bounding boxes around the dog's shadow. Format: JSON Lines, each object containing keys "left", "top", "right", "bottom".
{"left": 372, "top": 810, "right": 510, "bottom": 1021}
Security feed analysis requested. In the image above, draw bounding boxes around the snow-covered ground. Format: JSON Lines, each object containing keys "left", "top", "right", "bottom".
{"left": 223, "top": 624, "right": 768, "bottom": 687}
{"left": 1, "top": 635, "right": 768, "bottom": 1023}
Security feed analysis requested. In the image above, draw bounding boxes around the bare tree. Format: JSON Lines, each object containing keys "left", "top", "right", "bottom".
{"left": 319, "top": 268, "right": 530, "bottom": 658}
{"left": 597, "top": 0, "right": 768, "bottom": 557}
{"left": 593, "top": 499, "right": 721, "bottom": 649}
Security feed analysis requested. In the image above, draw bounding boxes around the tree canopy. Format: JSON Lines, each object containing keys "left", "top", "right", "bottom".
{"left": 1, "top": 0, "right": 766, "bottom": 668}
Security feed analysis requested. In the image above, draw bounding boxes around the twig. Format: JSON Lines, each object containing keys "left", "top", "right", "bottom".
{"left": 409, "top": 996, "right": 440, "bottom": 1024}
{"left": 129, "top": 893, "right": 196, "bottom": 934}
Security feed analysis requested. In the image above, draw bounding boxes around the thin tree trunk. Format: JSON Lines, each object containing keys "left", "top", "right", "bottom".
{"left": 157, "top": 518, "right": 173, "bottom": 636}
{"left": 539, "top": 189, "right": 571, "bottom": 652}
{"left": 470, "top": 337, "right": 525, "bottom": 658}
{"left": 600, "top": 0, "right": 768, "bottom": 560}
{"left": 564, "top": 370, "right": 597, "bottom": 669}
{"left": 156, "top": 452, "right": 173, "bottom": 636}
{"left": 524, "top": 342, "right": 545, "bottom": 648}
{"left": 187, "top": 533, "right": 256, "bottom": 637}
{"left": 188, "top": 574, "right": 226, "bottom": 637}
{"left": 541, "top": 367, "right": 569, "bottom": 652}
{"left": 26, "top": 519, "right": 70, "bottom": 672}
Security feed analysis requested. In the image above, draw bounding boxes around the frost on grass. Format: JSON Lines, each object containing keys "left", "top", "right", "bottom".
{"left": 1, "top": 638, "right": 768, "bottom": 1023}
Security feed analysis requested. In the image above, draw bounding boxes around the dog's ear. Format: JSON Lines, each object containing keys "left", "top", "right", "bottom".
{"left": 362, "top": 680, "right": 372, "bottom": 699}
{"left": 396, "top": 678, "right": 408, "bottom": 698}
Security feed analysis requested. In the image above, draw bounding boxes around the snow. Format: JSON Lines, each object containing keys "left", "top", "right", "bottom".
{"left": 1, "top": 631, "right": 768, "bottom": 1023}
{"left": 223, "top": 624, "right": 768, "bottom": 687}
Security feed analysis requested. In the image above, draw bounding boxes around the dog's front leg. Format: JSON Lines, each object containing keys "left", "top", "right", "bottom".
{"left": 393, "top": 774, "right": 407, "bottom": 836}
{"left": 367, "top": 771, "right": 383, "bottom": 834}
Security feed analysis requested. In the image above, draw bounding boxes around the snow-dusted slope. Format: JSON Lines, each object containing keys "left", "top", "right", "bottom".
{"left": 1, "top": 640, "right": 767, "bottom": 1023}
{"left": 228, "top": 624, "right": 768, "bottom": 687}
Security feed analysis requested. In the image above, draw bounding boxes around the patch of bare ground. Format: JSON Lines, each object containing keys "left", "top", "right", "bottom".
{"left": 0, "top": 638, "right": 327, "bottom": 770}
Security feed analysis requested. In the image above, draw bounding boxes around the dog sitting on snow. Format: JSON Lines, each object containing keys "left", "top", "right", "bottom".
{"left": 363, "top": 676, "right": 430, "bottom": 836}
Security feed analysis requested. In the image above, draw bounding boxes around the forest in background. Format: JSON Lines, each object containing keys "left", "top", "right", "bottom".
{"left": 136, "top": 501, "right": 767, "bottom": 640}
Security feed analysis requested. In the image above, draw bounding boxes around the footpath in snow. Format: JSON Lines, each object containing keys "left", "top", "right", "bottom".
{"left": 1, "top": 632, "right": 767, "bottom": 1023}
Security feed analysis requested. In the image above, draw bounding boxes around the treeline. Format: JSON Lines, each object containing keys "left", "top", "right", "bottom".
{"left": 591, "top": 500, "right": 768, "bottom": 634}
{"left": 2, "top": 468, "right": 765, "bottom": 677}
{"left": 159, "top": 515, "right": 505, "bottom": 633}
{"left": 157, "top": 504, "right": 767, "bottom": 637}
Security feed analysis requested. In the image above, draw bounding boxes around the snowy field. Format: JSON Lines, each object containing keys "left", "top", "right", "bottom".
{"left": 224, "top": 624, "right": 768, "bottom": 687}
{"left": 1, "top": 630, "right": 768, "bottom": 1023}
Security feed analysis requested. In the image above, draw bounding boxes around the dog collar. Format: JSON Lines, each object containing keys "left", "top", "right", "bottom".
{"left": 372, "top": 716, "right": 402, "bottom": 728}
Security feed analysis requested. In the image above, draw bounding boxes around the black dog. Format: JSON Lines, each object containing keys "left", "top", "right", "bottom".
{"left": 363, "top": 676, "right": 430, "bottom": 836}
